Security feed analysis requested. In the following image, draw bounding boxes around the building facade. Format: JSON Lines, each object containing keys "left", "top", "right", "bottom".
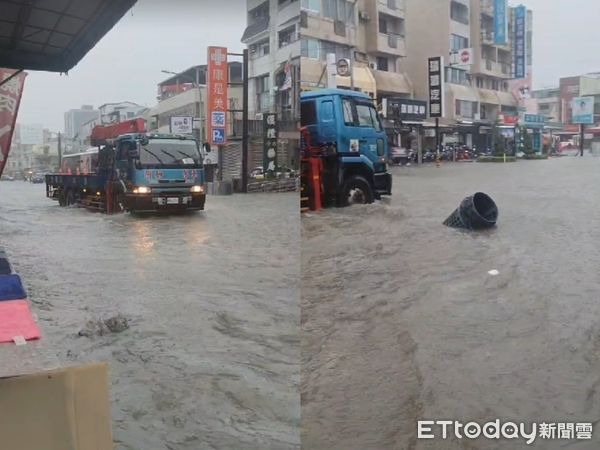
{"left": 242, "top": 0, "right": 301, "bottom": 170}
{"left": 63, "top": 105, "right": 100, "bottom": 139}
{"left": 300, "top": 0, "right": 412, "bottom": 101}
{"left": 532, "top": 87, "right": 561, "bottom": 122}
{"left": 98, "top": 101, "right": 147, "bottom": 125}
{"left": 403, "top": 0, "right": 530, "bottom": 149}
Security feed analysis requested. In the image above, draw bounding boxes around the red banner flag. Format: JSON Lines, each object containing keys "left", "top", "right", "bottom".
{"left": 206, "top": 47, "right": 228, "bottom": 146}
{"left": 0, "top": 69, "right": 27, "bottom": 178}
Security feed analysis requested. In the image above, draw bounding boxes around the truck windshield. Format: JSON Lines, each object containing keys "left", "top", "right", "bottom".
{"left": 138, "top": 139, "right": 202, "bottom": 168}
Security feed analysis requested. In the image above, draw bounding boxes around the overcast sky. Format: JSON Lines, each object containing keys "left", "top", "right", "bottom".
{"left": 17, "top": 0, "right": 246, "bottom": 131}
{"left": 15, "top": 0, "right": 600, "bottom": 131}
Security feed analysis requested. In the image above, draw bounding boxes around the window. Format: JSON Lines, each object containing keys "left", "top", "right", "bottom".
{"left": 376, "top": 57, "right": 389, "bottom": 72}
{"left": 491, "top": 79, "right": 499, "bottom": 91}
{"left": 476, "top": 77, "right": 484, "bottom": 88}
{"left": 301, "top": 0, "right": 320, "bottom": 12}
{"left": 370, "top": 108, "right": 382, "bottom": 132}
{"left": 319, "top": 40, "right": 351, "bottom": 61}
{"left": 301, "top": 39, "right": 319, "bottom": 59}
{"left": 323, "top": 0, "right": 355, "bottom": 22}
{"left": 300, "top": 100, "right": 317, "bottom": 126}
{"left": 258, "top": 39, "right": 270, "bottom": 56}
{"left": 342, "top": 98, "right": 354, "bottom": 125}
{"left": 379, "top": 17, "right": 388, "bottom": 34}
{"left": 455, "top": 100, "right": 477, "bottom": 118}
{"left": 446, "top": 67, "right": 468, "bottom": 85}
{"left": 451, "top": 34, "right": 468, "bottom": 52}
{"left": 450, "top": 1, "right": 469, "bottom": 25}
{"left": 279, "top": 26, "right": 296, "bottom": 48}
{"left": 256, "top": 75, "right": 270, "bottom": 111}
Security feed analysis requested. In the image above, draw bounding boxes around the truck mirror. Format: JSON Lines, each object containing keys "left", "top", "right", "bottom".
{"left": 203, "top": 143, "right": 211, "bottom": 153}
{"left": 128, "top": 148, "right": 139, "bottom": 159}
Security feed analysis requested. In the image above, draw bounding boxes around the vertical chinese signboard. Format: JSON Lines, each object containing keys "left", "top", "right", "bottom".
{"left": 207, "top": 47, "right": 228, "bottom": 146}
{"left": 494, "top": 0, "right": 508, "bottom": 45}
{"left": 428, "top": 56, "right": 445, "bottom": 118}
{"left": 263, "top": 113, "right": 278, "bottom": 173}
{"left": 513, "top": 5, "right": 527, "bottom": 79}
{"left": 0, "top": 70, "right": 27, "bottom": 178}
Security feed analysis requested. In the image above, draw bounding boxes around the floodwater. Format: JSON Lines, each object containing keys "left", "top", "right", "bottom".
{"left": 302, "top": 156, "right": 600, "bottom": 450}
{"left": 0, "top": 182, "right": 300, "bottom": 450}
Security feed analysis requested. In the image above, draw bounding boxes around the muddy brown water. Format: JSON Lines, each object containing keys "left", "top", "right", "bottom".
{"left": 0, "top": 183, "right": 300, "bottom": 450}
{"left": 302, "top": 157, "right": 600, "bottom": 450}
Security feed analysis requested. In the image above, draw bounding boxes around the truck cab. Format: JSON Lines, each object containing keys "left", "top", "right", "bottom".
{"left": 110, "top": 133, "right": 206, "bottom": 212}
{"left": 300, "top": 89, "right": 392, "bottom": 206}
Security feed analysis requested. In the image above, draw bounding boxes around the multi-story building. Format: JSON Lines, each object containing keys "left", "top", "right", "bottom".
{"left": 98, "top": 101, "right": 147, "bottom": 125}
{"left": 300, "top": 0, "right": 412, "bottom": 101}
{"left": 242, "top": 0, "right": 301, "bottom": 170}
{"left": 63, "top": 105, "right": 100, "bottom": 139}
{"left": 532, "top": 87, "right": 561, "bottom": 122}
{"left": 403, "top": 0, "right": 531, "bottom": 149}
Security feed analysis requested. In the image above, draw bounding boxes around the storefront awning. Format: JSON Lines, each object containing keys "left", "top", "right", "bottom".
{"left": 449, "top": 84, "right": 479, "bottom": 103}
{"left": 497, "top": 91, "right": 518, "bottom": 107}
{"left": 0, "top": 0, "right": 137, "bottom": 72}
{"left": 371, "top": 70, "right": 412, "bottom": 96}
{"left": 337, "top": 65, "right": 376, "bottom": 95}
{"left": 478, "top": 89, "right": 499, "bottom": 105}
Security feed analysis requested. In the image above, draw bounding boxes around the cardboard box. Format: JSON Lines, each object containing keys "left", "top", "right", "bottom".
{"left": 0, "top": 363, "right": 113, "bottom": 450}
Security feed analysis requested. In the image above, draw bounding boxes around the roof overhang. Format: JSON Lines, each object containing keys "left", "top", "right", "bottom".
{"left": 0, "top": 0, "right": 137, "bottom": 73}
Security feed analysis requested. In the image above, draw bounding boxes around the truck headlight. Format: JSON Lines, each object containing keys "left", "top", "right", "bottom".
{"left": 133, "top": 186, "right": 151, "bottom": 194}
{"left": 190, "top": 185, "right": 204, "bottom": 193}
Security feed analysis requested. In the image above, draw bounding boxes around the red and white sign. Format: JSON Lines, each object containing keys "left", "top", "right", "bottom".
{"left": 206, "top": 46, "right": 229, "bottom": 146}
{"left": 457, "top": 48, "right": 473, "bottom": 65}
{"left": 0, "top": 69, "right": 27, "bottom": 178}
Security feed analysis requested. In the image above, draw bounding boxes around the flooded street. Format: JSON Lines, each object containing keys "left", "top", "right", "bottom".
{"left": 302, "top": 157, "right": 600, "bottom": 450}
{"left": 0, "top": 183, "right": 299, "bottom": 450}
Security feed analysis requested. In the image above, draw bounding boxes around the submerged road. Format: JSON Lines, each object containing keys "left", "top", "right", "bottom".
{"left": 302, "top": 157, "right": 600, "bottom": 450}
{"left": 0, "top": 183, "right": 299, "bottom": 450}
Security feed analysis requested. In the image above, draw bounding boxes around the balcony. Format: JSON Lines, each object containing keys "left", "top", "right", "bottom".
{"left": 481, "top": 29, "right": 512, "bottom": 50}
{"left": 377, "top": 0, "right": 405, "bottom": 19}
{"left": 481, "top": 59, "right": 512, "bottom": 78}
{"left": 370, "top": 32, "right": 406, "bottom": 57}
{"left": 481, "top": 0, "right": 493, "bottom": 17}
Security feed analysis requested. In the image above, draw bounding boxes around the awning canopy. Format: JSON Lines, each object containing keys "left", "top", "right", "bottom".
{"left": 0, "top": 0, "right": 137, "bottom": 72}
{"left": 337, "top": 65, "right": 376, "bottom": 95}
{"left": 449, "top": 84, "right": 479, "bottom": 103}
{"left": 478, "top": 89, "right": 499, "bottom": 105}
{"left": 497, "top": 90, "right": 518, "bottom": 107}
{"left": 371, "top": 69, "right": 412, "bottom": 96}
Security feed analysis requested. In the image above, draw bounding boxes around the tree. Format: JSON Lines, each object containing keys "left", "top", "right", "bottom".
{"left": 519, "top": 126, "right": 534, "bottom": 155}
{"left": 492, "top": 120, "right": 505, "bottom": 156}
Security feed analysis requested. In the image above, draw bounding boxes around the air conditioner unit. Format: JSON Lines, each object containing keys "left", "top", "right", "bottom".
{"left": 474, "top": 113, "right": 481, "bottom": 121}
{"left": 369, "top": 62, "right": 377, "bottom": 70}
{"left": 359, "top": 10, "right": 370, "bottom": 20}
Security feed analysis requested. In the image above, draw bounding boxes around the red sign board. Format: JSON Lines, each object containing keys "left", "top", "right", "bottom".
{"left": 206, "top": 46, "right": 228, "bottom": 146}
{"left": 0, "top": 69, "right": 27, "bottom": 177}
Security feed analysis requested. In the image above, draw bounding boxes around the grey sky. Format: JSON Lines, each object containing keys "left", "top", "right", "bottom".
{"left": 17, "top": 0, "right": 246, "bottom": 132}
{"left": 15, "top": 0, "right": 600, "bottom": 131}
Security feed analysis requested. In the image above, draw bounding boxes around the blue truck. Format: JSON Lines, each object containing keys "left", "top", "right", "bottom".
{"left": 300, "top": 89, "right": 392, "bottom": 207}
{"left": 45, "top": 123, "right": 206, "bottom": 213}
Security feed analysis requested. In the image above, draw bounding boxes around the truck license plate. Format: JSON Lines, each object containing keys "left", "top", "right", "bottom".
{"left": 166, "top": 197, "right": 179, "bottom": 204}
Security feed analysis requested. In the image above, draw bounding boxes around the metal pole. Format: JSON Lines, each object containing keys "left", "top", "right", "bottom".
{"left": 241, "top": 49, "right": 249, "bottom": 193}
{"left": 435, "top": 118, "right": 440, "bottom": 157}
{"left": 57, "top": 132, "right": 62, "bottom": 170}
{"left": 580, "top": 124, "right": 584, "bottom": 157}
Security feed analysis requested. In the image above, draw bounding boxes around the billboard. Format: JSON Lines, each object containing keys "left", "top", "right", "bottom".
{"left": 572, "top": 97, "right": 594, "bottom": 124}
{"left": 206, "top": 46, "right": 228, "bottom": 146}
{"left": 513, "top": 5, "right": 527, "bottom": 79}
{"left": 385, "top": 99, "right": 427, "bottom": 121}
{"left": 494, "top": 0, "right": 508, "bottom": 45}
{"left": 0, "top": 69, "right": 27, "bottom": 178}
{"left": 428, "top": 56, "right": 445, "bottom": 118}
{"left": 170, "top": 116, "right": 193, "bottom": 134}
{"left": 19, "top": 123, "right": 44, "bottom": 145}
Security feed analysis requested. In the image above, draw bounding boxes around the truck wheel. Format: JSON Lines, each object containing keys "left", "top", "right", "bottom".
{"left": 340, "top": 176, "right": 374, "bottom": 207}
{"left": 112, "top": 192, "right": 125, "bottom": 213}
{"left": 66, "top": 189, "right": 75, "bottom": 206}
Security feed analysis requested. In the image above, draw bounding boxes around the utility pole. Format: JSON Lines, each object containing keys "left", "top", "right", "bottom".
{"left": 57, "top": 132, "right": 62, "bottom": 170}
{"left": 579, "top": 124, "right": 584, "bottom": 157}
{"left": 242, "top": 49, "right": 249, "bottom": 193}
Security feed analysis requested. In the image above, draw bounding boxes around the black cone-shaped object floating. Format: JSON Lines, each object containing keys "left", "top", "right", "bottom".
{"left": 443, "top": 192, "right": 498, "bottom": 230}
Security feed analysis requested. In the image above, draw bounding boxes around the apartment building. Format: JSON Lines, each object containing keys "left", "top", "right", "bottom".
{"left": 63, "top": 105, "right": 99, "bottom": 139}
{"left": 532, "top": 87, "right": 561, "bottom": 123}
{"left": 300, "top": 0, "right": 413, "bottom": 101}
{"left": 403, "top": 0, "right": 531, "bottom": 149}
{"left": 242, "top": 0, "right": 301, "bottom": 121}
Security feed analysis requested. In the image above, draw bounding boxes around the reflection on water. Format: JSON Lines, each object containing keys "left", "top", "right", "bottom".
{"left": 302, "top": 158, "right": 600, "bottom": 450}
{"left": 0, "top": 183, "right": 300, "bottom": 450}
